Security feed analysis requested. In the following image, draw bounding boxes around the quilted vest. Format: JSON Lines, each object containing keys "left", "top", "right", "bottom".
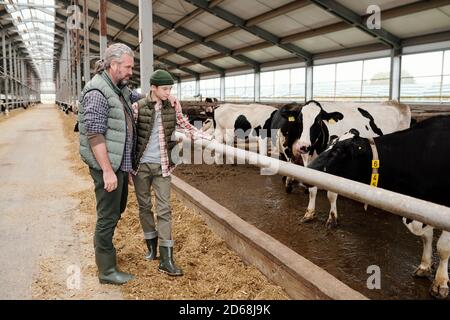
{"left": 134, "top": 96, "right": 177, "bottom": 170}
{"left": 78, "top": 71, "right": 132, "bottom": 171}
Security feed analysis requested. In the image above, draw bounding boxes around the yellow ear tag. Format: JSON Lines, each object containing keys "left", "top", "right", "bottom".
{"left": 370, "top": 174, "right": 379, "bottom": 187}
{"left": 288, "top": 116, "right": 295, "bottom": 122}
{"left": 372, "top": 160, "right": 380, "bottom": 169}
{"left": 328, "top": 119, "right": 336, "bottom": 124}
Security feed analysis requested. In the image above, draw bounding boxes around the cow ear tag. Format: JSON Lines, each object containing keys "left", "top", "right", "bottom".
{"left": 288, "top": 116, "right": 295, "bottom": 122}
{"left": 328, "top": 119, "right": 336, "bottom": 124}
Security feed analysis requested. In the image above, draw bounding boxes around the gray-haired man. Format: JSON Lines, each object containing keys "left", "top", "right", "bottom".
{"left": 78, "top": 43, "right": 141, "bottom": 285}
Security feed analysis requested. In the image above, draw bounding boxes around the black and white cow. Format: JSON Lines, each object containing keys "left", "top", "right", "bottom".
{"left": 279, "top": 100, "right": 411, "bottom": 227}
{"left": 307, "top": 115, "right": 450, "bottom": 299}
{"left": 202, "top": 103, "right": 277, "bottom": 161}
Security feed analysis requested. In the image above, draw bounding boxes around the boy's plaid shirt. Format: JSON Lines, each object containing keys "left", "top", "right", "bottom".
{"left": 138, "top": 99, "right": 212, "bottom": 177}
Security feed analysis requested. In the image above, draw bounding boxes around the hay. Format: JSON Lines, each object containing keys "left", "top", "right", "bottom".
{"left": 60, "top": 111, "right": 289, "bottom": 300}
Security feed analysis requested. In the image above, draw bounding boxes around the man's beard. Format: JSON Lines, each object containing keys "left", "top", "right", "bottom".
{"left": 118, "top": 78, "right": 129, "bottom": 88}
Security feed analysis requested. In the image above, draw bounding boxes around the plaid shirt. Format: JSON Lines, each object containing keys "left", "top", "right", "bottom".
{"left": 149, "top": 99, "right": 212, "bottom": 177}
{"left": 83, "top": 90, "right": 142, "bottom": 172}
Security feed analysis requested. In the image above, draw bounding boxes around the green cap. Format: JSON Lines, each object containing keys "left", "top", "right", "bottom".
{"left": 150, "top": 69, "right": 174, "bottom": 86}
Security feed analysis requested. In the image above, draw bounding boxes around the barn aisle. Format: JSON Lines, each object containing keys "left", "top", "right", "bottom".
{"left": 0, "top": 104, "right": 122, "bottom": 299}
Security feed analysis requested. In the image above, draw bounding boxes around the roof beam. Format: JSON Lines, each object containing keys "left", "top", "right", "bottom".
{"left": 183, "top": 0, "right": 313, "bottom": 62}
{"left": 245, "top": 0, "right": 310, "bottom": 27}
{"left": 153, "top": 0, "right": 225, "bottom": 41}
{"left": 55, "top": 1, "right": 224, "bottom": 74}
{"left": 153, "top": 13, "right": 260, "bottom": 69}
{"left": 154, "top": 40, "right": 225, "bottom": 74}
{"left": 308, "top": 0, "right": 401, "bottom": 49}
{"left": 159, "top": 0, "right": 310, "bottom": 60}
{"left": 103, "top": 0, "right": 259, "bottom": 69}
{"left": 281, "top": 0, "right": 450, "bottom": 44}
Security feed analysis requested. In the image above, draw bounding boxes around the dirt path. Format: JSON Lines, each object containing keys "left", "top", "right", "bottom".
{"left": 0, "top": 104, "right": 122, "bottom": 299}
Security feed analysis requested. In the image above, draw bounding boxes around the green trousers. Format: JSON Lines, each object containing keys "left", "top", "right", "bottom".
{"left": 132, "top": 163, "right": 174, "bottom": 247}
{"left": 90, "top": 168, "right": 128, "bottom": 254}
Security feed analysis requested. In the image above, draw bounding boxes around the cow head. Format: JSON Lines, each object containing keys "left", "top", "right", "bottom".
{"left": 278, "top": 103, "right": 302, "bottom": 162}
{"left": 307, "top": 129, "right": 371, "bottom": 182}
{"left": 282, "top": 100, "right": 344, "bottom": 158}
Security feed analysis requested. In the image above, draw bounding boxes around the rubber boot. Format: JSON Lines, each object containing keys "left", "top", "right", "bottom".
{"left": 158, "top": 246, "right": 183, "bottom": 276}
{"left": 95, "top": 250, "right": 134, "bottom": 285}
{"left": 145, "top": 238, "right": 158, "bottom": 260}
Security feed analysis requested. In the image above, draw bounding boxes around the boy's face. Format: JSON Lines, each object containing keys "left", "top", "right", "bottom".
{"left": 151, "top": 85, "right": 172, "bottom": 101}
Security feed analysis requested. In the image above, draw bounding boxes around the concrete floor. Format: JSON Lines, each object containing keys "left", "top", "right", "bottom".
{"left": 0, "top": 104, "right": 121, "bottom": 299}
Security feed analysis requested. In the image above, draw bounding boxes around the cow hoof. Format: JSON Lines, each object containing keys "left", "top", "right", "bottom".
{"left": 430, "top": 280, "right": 449, "bottom": 299}
{"left": 413, "top": 266, "right": 433, "bottom": 278}
{"left": 300, "top": 210, "right": 316, "bottom": 223}
{"left": 325, "top": 217, "right": 338, "bottom": 229}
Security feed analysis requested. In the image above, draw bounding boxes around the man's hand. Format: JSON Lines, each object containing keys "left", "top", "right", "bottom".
{"left": 131, "top": 102, "right": 139, "bottom": 121}
{"left": 103, "top": 170, "right": 118, "bottom": 192}
{"left": 128, "top": 173, "right": 134, "bottom": 186}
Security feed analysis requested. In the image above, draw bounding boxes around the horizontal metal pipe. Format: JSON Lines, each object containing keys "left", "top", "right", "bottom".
{"left": 175, "top": 132, "right": 450, "bottom": 232}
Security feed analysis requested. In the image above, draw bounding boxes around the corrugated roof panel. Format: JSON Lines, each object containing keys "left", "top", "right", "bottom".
{"left": 153, "top": 47, "right": 166, "bottom": 56}
{"left": 281, "top": 4, "right": 341, "bottom": 29}
{"left": 152, "top": 23, "right": 165, "bottom": 35}
{"left": 118, "top": 32, "right": 138, "bottom": 46}
{"left": 256, "top": 13, "right": 310, "bottom": 38}
{"left": 336, "top": 0, "right": 419, "bottom": 16}
{"left": 167, "top": 55, "right": 192, "bottom": 65}
{"left": 292, "top": 36, "right": 343, "bottom": 53}
{"left": 440, "top": 4, "right": 450, "bottom": 15}
{"left": 182, "top": 13, "right": 232, "bottom": 37}
{"left": 184, "top": 45, "right": 218, "bottom": 59}
{"left": 322, "top": 28, "right": 378, "bottom": 47}
{"left": 214, "top": 30, "right": 261, "bottom": 49}
{"left": 382, "top": 8, "right": 450, "bottom": 38}
{"left": 153, "top": 0, "right": 197, "bottom": 23}
{"left": 189, "top": 64, "right": 213, "bottom": 73}
{"left": 158, "top": 32, "right": 193, "bottom": 47}
{"left": 219, "top": 0, "right": 292, "bottom": 20}
{"left": 107, "top": 3, "right": 134, "bottom": 25}
{"left": 243, "top": 46, "right": 295, "bottom": 62}
{"left": 209, "top": 56, "right": 244, "bottom": 69}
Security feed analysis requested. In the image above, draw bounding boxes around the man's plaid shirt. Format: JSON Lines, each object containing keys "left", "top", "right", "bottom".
{"left": 83, "top": 90, "right": 142, "bottom": 172}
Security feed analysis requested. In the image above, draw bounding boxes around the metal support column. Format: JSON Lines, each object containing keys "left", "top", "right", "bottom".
{"left": 99, "top": 0, "right": 108, "bottom": 57}
{"left": 9, "top": 42, "right": 15, "bottom": 108}
{"left": 139, "top": 0, "right": 153, "bottom": 94}
{"left": 305, "top": 64, "right": 313, "bottom": 102}
{"left": 389, "top": 49, "right": 401, "bottom": 101}
{"left": 220, "top": 74, "right": 225, "bottom": 101}
{"left": 195, "top": 75, "right": 200, "bottom": 98}
{"left": 83, "top": 0, "right": 90, "bottom": 84}
{"left": 2, "top": 32, "right": 9, "bottom": 112}
{"left": 254, "top": 70, "right": 260, "bottom": 102}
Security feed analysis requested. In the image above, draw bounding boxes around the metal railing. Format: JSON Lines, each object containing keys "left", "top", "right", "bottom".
{"left": 175, "top": 132, "right": 450, "bottom": 232}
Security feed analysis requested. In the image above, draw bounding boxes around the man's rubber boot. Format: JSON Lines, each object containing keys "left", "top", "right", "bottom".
{"left": 95, "top": 251, "right": 134, "bottom": 285}
{"left": 145, "top": 238, "right": 158, "bottom": 260}
{"left": 158, "top": 246, "right": 183, "bottom": 276}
